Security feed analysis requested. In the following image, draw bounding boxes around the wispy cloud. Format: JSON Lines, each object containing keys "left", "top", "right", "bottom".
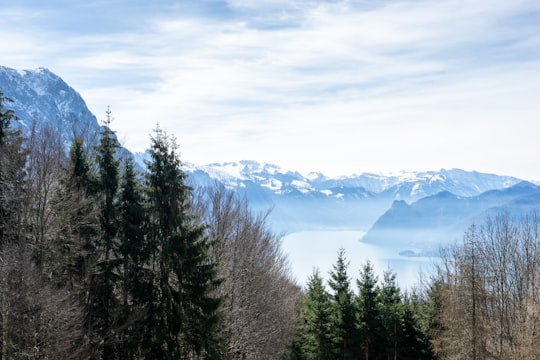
{"left": 1, "top": 0, "right": 540, "bottom": 178}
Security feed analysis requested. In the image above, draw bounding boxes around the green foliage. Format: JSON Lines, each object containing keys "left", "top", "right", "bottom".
{"left": 356, "top": 260, "right": 381, "bottom": 359}
{"left": 0, "top": 90, "right": 17, "bottom": 145}
{"left": 69, "top": 137, "right": 95, "bottom": 193}
{"left": 119, "top": 156, "right": 151, "bottom": 304}
{"left": 0, "top": 90, "right": 27, "bottom": 245}
{"left": 295, "top": 270, "right": 334, "bottom": 359}
{"left": 116, "top": 156, "right": 151, "bottom": 359}
{"left": 291, "top": 254, "right": 436, "bottom": 360}
{"left": 88, "top": 109, "right": 123, "bottom": 358}
{"left": 96, "top": 108, "right": 120, "bottom": 257}
{"left": 143, "top": 126, "right": 223, "bottom": 359}
{"left": 327, "top": 249, "right": 358, "bottom": 359}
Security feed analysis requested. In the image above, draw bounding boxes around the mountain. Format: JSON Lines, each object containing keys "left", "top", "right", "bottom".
{"left": 180, "top": 160, "right": 524, "bottom": 232}
{"left": 362, "top": 181, "right": 540, "bottom": 256}
{"left": 0, "top": 66, "right": 101, "bottom": 144}
{"left": 0, "top": 65, "right": 531, "bottom": 235}
{"left": 186, "top": 161, "right": 519, "bottom": 201}
{"left": 0, "top": 65, "right": 133, "bottom": 161}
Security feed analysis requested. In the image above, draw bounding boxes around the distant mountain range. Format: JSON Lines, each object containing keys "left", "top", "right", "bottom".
{"left": 2, "top": 65, "right": 539, "bottom": 250}
{"left": 181, "top": 160, "right": 526, "bottom": 233}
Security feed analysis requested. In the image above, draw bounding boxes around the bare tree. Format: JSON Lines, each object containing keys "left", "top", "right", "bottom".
{"left": 25, "top": 120, "right": 65, "bottom": 268}
{"left": 0, "top": 242, "right": 87, "bottom": 359}
{"left": 433, "top": 212, "right": 540, "bottom": 359}
{"left": 193, "top": 183, "right": 302, "bottom": 359}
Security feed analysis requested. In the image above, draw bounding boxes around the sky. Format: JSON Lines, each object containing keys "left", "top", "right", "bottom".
{"left": 2, "top": 0, "right": 540, "bottom": 180}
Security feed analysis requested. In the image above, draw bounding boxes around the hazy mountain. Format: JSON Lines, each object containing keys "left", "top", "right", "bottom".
{"left": 185, "top": 161, "right": 520, "bottom": 201}
{"left": 362, "top": 181, "right": 540, "bottom": 256}
{"left": 180, "top": 160, "right": 527, "bottom": 232}
{"left": 1, "top": 65, "right": 531, "bottom": 235}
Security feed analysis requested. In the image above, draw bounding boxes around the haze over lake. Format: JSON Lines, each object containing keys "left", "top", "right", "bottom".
{"left": 281, "top": 230, "right": 436, "bottom": 290}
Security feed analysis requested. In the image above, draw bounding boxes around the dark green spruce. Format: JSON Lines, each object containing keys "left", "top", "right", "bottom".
{"left": 143, "top": 126, "right": 223, "bottom": 359}
{"left": 327, "top": 249, "right": 358, "bottom": 359}
{"left": 88, "top": 108, "right": 123, "bottom": 358}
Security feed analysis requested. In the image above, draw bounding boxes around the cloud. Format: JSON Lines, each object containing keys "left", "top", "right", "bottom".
{"left": 1, "top": 0, "right": 540, "bottom": 179}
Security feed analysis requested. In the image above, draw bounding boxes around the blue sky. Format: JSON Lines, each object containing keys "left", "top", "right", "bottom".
{"left": 2, "top": 0, "right": 540, "bottom": 179}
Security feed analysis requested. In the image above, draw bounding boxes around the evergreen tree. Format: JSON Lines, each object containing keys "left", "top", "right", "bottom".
{"left": 296, "top": 270, "right": 334, "bottom": 360}
{"left": 48, "top": 138, "right": 98, "bottom": 314}
{"left": 0, "top": 91, "right": 28, "bottom": 357}
{"left": 119, "top": 157, "right": 149, "bottom": 305}
{"left": 88, "top": 108, "right": 122, "bottom": 358}
{"left": 400, "top": 300, "right": 434, "bottom": 359}
{"left": 356, "top": 261, "right": 380, "bottom": 360}
{"left": 144, "top": 126, "right": 222, "bottom": 359}
{"left": 96, "top": 108, "right": 120, "bottom": 263}
{"left": 0, "top": 91, "right": 27, "bottom": 245}
{"left": 377, "top": 270, "right": 404, "bottom": 360}
{"left": 327, "top": 249, "right": 358, "bottom": 359}
{"left": 117, "top": 156, "right": 151, "bottom": 358}
{"left": 69, "top": 137, "right": 94, "bottom": 193}
{"left": 0, "top": 91, "right": 16, "bottom": 145}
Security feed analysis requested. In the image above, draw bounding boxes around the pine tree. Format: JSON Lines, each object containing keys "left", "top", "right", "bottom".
{"left": 144, "top": 126, "right": 222, "bottom": 359}
{"left": 377, "top": 270, "right": 404, "bottom": 360}
{"left": 296, "top": 270, "right": 334, "bottom": 360}
{"left": 327, "top": 249, "right": 358, "bottom": 359}
{"left": 119, "top": 157, "right": 149, "bottom": 305}
{"left": 400, "top": 299, "right": 434, "bottom": 359}
{"left": 356, "top": 261, "right": 380, "bottom": 360}
{"left": 0, "top": 91, "right": 16, "bottom": 145}
{"left": 0, "top": 91, "right": 27, "bottom": 245}
{"left": 96, "top": 108, "right": 120, "bottom": 263}
{"left": 0, "top": 91, "right": 28, "bottom": 357}
{"left": 48, "top": 138, "right": 99, "bottom": 326}
{"left": 117, "top": 156, "right": 151, "bottom": 358}
{"left": 88, "top": 108, "right": 122, "bottom": 358}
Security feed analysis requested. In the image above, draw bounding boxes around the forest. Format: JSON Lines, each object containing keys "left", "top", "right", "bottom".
{"left": 1, "top": 90, "right": 540, "bottom": 359}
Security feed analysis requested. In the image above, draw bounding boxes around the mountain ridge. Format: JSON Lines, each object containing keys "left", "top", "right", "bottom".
{"left": 181, "top": 159, "right": 522, "bottom": 200}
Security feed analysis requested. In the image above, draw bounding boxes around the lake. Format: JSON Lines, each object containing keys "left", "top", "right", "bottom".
{"left": 280, "top": 230, "right": 437, "bottom": 291}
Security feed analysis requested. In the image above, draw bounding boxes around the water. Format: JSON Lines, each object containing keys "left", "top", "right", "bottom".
{"left": 281, "top": 230, "right": 437, "bottom": 291}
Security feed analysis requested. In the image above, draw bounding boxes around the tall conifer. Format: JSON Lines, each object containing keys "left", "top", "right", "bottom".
{"left": 144, "top": 126, "right": 222, "bottom": 359}
{"left": 117, "top": 156, "right": 150, "bottom": 358}
{"left": 0, "top": 91, "right": 27, "bottom": 245}
{"left": 296, "top": 270, "right": 334, "bottom": 359}
{"left": 356, "top": 261, "right": 380, "bottom": 360}
{"left": 377, "top": 270, "right": 404, "bottom": 360}
{"left": 328, "top": 249, "right": 358, "bottom": 359}
{"left": 89, "top": 108, "right": 122, "bottom": 358}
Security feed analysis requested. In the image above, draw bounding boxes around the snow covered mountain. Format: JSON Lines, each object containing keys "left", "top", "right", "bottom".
{"left": 0, "top": 65, "right": 132, "bottom": 161}
{"left": 185, "top": 160, "right": 520, "bottom": 200}
{"left": 0, "top": 65, "right": 530, "bottom": 233}
{"left": 180, "top": 160, "right": 525, "bottom": 232}
{"left": 0, "top": 66, "right": 101, "bottom": 146}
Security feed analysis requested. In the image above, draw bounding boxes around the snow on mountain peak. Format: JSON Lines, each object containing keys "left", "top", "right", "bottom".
{"left": 291, "top": 180, "right": 314, "bottom": 194}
